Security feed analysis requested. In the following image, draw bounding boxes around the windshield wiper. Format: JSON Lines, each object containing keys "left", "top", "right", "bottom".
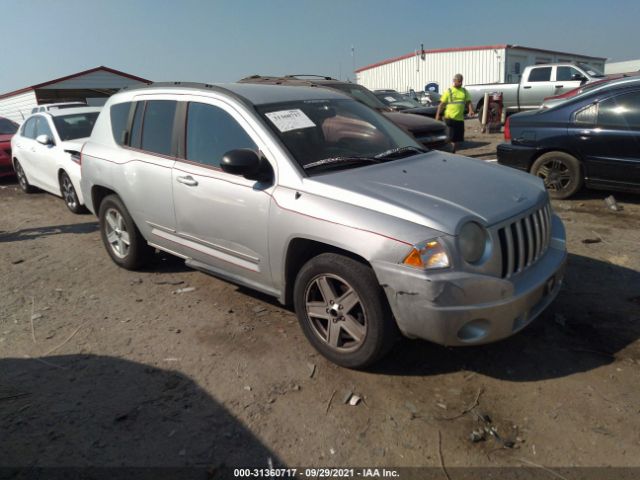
{"left": 303, "top": 156, "right": 381, "bottom": 171}
{"left": 374, "top": 145, "right": 427, "bottom": 160}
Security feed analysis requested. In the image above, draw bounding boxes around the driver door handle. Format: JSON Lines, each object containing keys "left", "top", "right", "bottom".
{"left": 555, "top": 84, "right": 564, "bottom": 88}
{"left": 176, "top": 175, "right": 198, "bottom": 186}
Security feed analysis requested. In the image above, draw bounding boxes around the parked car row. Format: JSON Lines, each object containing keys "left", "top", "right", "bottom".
{"left": 498, "top": 76, "right": 640, "bottom": 198}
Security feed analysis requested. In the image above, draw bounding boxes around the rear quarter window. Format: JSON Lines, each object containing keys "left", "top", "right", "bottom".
{"left": 110, "top": 102, "right": 132, "bottom": 145}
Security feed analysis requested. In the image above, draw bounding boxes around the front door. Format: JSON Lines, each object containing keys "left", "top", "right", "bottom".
{"left": 171, "top": 99, "right": 275, "bottom": 292}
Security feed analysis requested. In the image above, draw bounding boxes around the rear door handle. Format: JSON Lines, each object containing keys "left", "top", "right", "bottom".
{"left": 176, "top": 175, "right": 198, "bottom": 186}
{"left": 523, "top": 86, "right": 532, "bottom": 89}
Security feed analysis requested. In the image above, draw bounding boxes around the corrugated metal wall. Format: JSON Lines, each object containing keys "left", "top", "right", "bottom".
{"left": 0, "top": 90, "right": 37, "bottom": 123}
{"left": 357, "top": 47, "right": 605, "bottom": 93}
{"left": 356, "top": 49, "right": 504, "bottom": 93}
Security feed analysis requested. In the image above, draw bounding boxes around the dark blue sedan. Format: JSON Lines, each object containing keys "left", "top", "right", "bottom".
{"left": 497, "top": 77, "right": 640, "bottom": 199}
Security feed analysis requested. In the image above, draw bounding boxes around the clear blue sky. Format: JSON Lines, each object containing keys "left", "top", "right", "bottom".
{"left": 1, "top": 0, "right": 638, "bottom": 94}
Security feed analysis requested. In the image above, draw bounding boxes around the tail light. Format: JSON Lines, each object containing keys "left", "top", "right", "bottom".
{"left": 503, "top": 116, "right": 511, "bottom": 141}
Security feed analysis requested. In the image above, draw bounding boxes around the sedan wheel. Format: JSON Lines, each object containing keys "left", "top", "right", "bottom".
{"left": 531, "top": 152, "right": 583, "bottom": 199}
{"left": 14, "top": 160, "right": 35, "bottom": 193}
{"left": 59, "top": 172, "right": 85, "bottom": 213}
{"left": 293, "top": 253, "right": 398, "bottom": 369}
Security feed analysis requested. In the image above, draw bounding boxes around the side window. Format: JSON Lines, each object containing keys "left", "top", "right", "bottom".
{"left": 597, "top": 91, "right": 640, "bottom": 129}
{"left": 22, "top": 118, "right": 37, "bottom": 139}
{"left": 140, "top": 100, "right": 177, "bottom": 156}
{"left": 574, "top": 103, "right": 598, "bottom": 125}
{"left": 527, "top": 67, "right": 552, "bottom": 82}
{"left": 185, "top": 102, "right": 257, "bottom": 168}
{"left": 110, "top": 102, "right": 132, "bottom": 146}
{"left": 35, "top": 117, "right": 54, "bottom": 139}
{"left": 556, "top": 67, "right": 582, "bottom": 82}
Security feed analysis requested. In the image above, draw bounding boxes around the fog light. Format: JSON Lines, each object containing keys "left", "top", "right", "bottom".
{"left": 457, "top": 319, "right": 490, "bottom": 342}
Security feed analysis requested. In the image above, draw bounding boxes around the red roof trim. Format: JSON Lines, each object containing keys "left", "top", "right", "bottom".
{"left": 0, "top": 66, "right": 152, "bottom": 100}
{"left": 355, "top": 44, "right": 606, "bottom": 73}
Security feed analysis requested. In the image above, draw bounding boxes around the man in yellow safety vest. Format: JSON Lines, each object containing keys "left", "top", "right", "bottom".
{"left": 436, "top": 73, "right": 475, "bottom": 153}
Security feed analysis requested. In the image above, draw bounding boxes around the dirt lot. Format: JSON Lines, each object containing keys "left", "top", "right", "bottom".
{"left": 1, "top": 131, "right": 639, "bottom": 477}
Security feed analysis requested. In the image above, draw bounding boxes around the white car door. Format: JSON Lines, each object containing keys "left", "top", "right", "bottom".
{"left": 14, "top": 117, "right": 40, "bottom": 184}
{"left": 553, "top": 66, "right": 585, "bottom": 96}
{"left": 30, "top": 116, "right": 60, "bottom": 194}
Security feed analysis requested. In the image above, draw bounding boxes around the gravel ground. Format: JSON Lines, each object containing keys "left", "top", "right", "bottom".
{"left": 1, "top": 135, "right": 639, "bottom": 477}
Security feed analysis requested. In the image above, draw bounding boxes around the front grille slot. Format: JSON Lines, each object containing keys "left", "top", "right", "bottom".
{"left": 498, "top": 204, "right": 552, "bottom": 278}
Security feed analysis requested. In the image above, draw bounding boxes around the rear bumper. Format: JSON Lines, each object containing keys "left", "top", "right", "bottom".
{"left": 496, "top": 143, "right": 539, "bottom": 171}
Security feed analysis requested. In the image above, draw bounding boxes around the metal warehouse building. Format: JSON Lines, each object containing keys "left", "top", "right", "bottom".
{"left": 355, "top": 44, "right": 607, "bottom": 93}
{"left": 0, "top": 66, "right": 151, "bottom": 123}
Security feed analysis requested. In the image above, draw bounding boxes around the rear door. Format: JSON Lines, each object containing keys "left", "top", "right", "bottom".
{"left": 520, "top": 66, "right": 554, "bottom": 110}
{"left": 573, "top": 89, "right": 640, "bottom": 188}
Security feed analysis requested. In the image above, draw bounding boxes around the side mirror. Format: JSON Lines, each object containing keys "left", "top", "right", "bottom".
{"left": 221, "top": 149, "right": 272, "bottom": 182}
{"left": 572, "top": 73, "right": 587, "bottom": 82}
{"left": 36, "top": 134, "right": 54, "bottom": 146}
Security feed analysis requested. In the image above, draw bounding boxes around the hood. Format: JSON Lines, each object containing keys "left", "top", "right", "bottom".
{"left": 309, "top": 152, "right": 547, "bottom": 235}
{"left": 404, "top": 106, "right": 438, "bottom": 116}
{"left": 383, "top": 111, "right": 444, "bottom": 133}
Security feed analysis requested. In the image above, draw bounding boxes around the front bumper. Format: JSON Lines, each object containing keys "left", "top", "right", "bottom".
{"left": 374, "top": 220, "right": 567, "bottom": 346}
{"left": 496, "top": 143, "right": 539, "bottom": 171}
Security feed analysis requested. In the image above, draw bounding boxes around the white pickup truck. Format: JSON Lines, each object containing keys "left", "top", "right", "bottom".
{"left": 466, "top": 62, "right": 606, "bottom": 115}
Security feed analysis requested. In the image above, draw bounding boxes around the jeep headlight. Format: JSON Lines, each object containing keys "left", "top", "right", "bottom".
{"left": 459, "top": 222, "right": 489, "bottom": 264}
{"left": 402, "top": 240, "right": 450, "bottom": 270}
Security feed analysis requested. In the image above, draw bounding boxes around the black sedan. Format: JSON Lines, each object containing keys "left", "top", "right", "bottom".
{"left": 497, "top": 77, "right": 640, "bottom": 199}
{"left": 374, "top": 90, "right": 439, "bottom": 118}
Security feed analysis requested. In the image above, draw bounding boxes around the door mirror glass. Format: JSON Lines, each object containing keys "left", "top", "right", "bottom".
{"left": 221, "top": 149, "right": 272, "bottom": 182}
{"left": 36, "top": 134, "right": 53, "bottom": 146}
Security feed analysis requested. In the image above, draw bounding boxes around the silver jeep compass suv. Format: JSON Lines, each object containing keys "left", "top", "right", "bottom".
{"left": 81, "top": 82, "right": 567, "bottom": 368}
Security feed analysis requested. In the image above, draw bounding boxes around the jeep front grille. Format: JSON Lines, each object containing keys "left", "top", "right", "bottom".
{"left": 498, "top": 204, "right": 552, "bottom": 278}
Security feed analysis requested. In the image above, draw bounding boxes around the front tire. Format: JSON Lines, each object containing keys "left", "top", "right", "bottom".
{"left": 531, "top": 151, "right": 583, "bottom": 199}
{"left": 293, "top": 253, "right": 398, "bottom": 369}
{"left": 59, "top": 171, "right": 86, "bottom": 214}
{"left": 14, "top": 160, "right": 35, "bottom": 193}
{"left": 98, "top": 194, "right": 152, "bottom": 270}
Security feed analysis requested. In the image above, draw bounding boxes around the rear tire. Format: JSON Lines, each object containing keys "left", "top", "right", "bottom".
{"left": 98, "top": 194, "right": 152, "bottom": 270}
{"left": 14, "top": 160, "right": 35, "bottom": 193}
{"left": 293, "top": 253, "right": 399, "bottom": 369}
{"left": 59, "top": 171, "right": 86, "bottom": 214}
{"left": 531, "top": 151, "right": 583, "bottom": 199}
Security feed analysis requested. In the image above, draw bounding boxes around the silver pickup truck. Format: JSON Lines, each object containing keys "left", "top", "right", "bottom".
{"left": 466, "top": 62, "right": 606, "bottom": 115}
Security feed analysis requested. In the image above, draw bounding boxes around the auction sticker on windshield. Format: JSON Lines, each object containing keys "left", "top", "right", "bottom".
{"left": 265, "top": 109, "right": 316, "bottom": 132}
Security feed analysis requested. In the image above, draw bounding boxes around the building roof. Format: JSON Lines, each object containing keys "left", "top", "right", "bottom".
{"left": 354, "top": 44, "right": 607, "bottom": 73}
{"left": 0, "top": 66, "right": 151, "bottom": 100}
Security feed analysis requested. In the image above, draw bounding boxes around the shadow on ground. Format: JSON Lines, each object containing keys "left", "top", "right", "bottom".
{"left": 0, "top": 355, "right": 283, "bottom": 477}
{"left": 371, "top": 253, "right": 640, "bottom": 380}
{"left": 0, "top": 222, "right": 99, "bottom": 243}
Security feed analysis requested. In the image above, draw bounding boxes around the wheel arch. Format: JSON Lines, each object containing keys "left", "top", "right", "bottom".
{"left": 282, "top": 237, "right": 372, "bottom": 306}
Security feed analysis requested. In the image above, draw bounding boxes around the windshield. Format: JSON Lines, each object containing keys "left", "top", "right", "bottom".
{"left": 0, "top": 118, "right": 19, "bottom": 135}
{"left": 52, "top": 112, "right": 100, "bottom": 140}
{"left": 375, "top": 92, "right": 422, "bottom": 108}
{"left": 257, "top": 98, "right": 422, "bottom": 173}
{"left": 577, "top": 62, "right": 605, "bottom": 78}
{"left": 325, "top": 83, "right": 389, "bottom": 110}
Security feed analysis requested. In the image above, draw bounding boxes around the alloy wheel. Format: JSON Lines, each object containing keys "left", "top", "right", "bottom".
{"left": 536, "top": 159, "right": 572, "bottom": 192}
{"left": 61, "top": 175, "right": 78, "bottom": 210}
{"left": 304, "top": 273, "right": 367, "bottom": 353}
{"left": 104, "top": 208, "right": 131, "bottom": 259}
